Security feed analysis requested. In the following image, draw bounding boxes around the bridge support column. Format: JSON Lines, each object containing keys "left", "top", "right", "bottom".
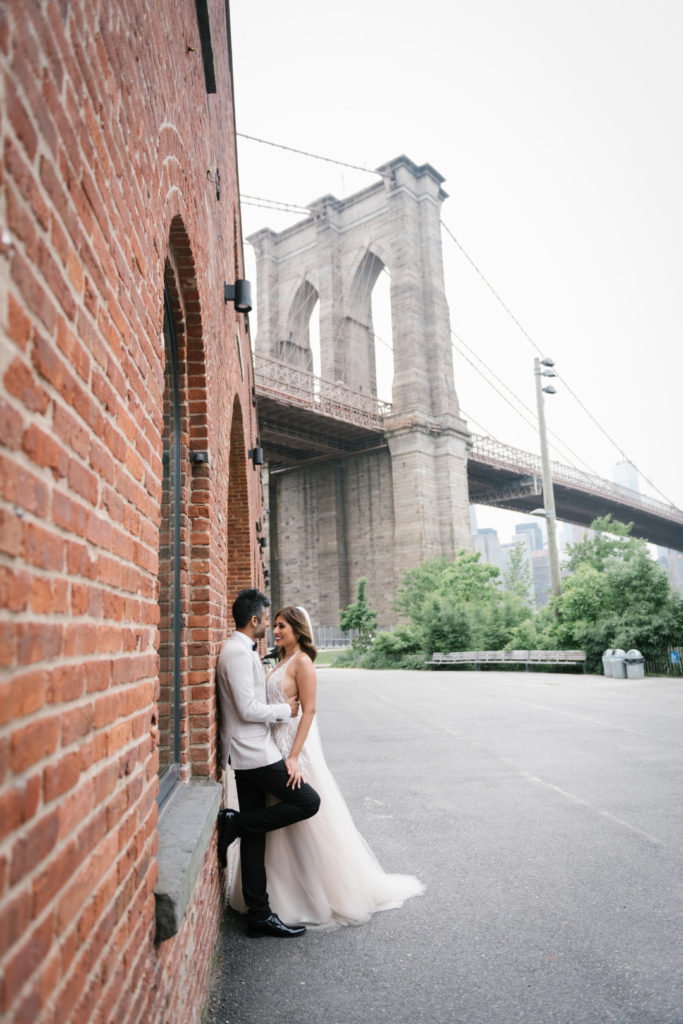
{"left": 386, "top": 418, "right": 472, "bottom": 582}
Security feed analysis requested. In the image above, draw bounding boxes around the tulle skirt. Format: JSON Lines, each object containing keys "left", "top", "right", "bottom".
{"left": 228, "top": 719, "right": 424, "bottom": 928}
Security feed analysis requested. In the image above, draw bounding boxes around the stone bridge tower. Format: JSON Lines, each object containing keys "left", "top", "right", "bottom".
{"left": 249, "top": 155, "right": 472, "bottom": 629}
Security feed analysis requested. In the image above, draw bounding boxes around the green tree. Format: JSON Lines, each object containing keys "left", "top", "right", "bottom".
{"left": 437, "top": 550, "right": 501, "bottom": 606}
{"left": 564, "top": 515, "right": 638, "bottom": 573}
{"left": 393, "top": 556, "right": 450, "bottom": 621}
{"left": 362, "top": 625, "right": 424, "bottom": 669}
{"left": 549, "top": 518, "right": 683, "bottom": 670}
{"left": 476, "top": 594, "right": 533, "bottom": 650}
{"left": 339, "top": 577, "right": 378, "bottom": 652}
{"left": 420, "top": 596, "right": 473, "bottom": 654}
{"left": 502, "top": 542, "right": 534, "bottom": 605}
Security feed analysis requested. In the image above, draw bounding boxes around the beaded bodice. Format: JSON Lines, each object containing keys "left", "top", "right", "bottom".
{"left": 267, "top": 653, "right": 307, "bottom": 763}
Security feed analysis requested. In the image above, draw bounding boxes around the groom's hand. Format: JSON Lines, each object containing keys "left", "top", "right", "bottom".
{"left": 287, "top": 694, "right": 300, "bottom": 717}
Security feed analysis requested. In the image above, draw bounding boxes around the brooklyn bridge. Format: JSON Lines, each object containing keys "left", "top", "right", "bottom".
{"left": 248, "top": 156, "right": 683, "bottom": 627}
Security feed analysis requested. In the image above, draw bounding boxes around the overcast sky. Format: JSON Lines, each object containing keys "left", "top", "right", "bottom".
{"left": 229, "top": 0, "right": 682, "bottom": 544}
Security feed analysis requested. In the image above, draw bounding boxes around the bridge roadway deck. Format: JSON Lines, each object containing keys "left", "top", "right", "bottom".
{"left": 255, "top": 382, "right": 683, "bottom": 551}
{"left": 206, "top": 668, "right": 683, "bottom": 1024}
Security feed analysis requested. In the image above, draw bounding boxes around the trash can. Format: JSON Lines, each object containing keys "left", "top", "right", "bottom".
{"left": 625, "top": 649, "right": 645, "bottom": 679}
{"left": 602, "top": 649, "right": 615, "bottom": 677}
{"left": 612, "top": 649, "right": 627, "bottom": 678}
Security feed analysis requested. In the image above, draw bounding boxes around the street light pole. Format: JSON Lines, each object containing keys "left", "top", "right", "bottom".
{"left": 534, "top": 357, "right": 562, "bottom": 599}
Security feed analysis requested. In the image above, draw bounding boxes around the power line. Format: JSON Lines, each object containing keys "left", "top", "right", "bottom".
{"left": 236, "top": 133, "right": 380, "bottom": 176}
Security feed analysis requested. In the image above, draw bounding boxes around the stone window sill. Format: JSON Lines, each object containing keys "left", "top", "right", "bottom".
{"left": 154, "top": 779, "right": 222, "bottom": 942}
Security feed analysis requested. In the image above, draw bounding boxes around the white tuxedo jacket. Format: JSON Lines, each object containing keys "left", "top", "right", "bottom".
{"left": 216, "top": 631, "right": 291, "bottom": 770}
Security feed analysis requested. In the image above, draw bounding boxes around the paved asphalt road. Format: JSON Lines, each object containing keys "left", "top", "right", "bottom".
{"left": 205, "top": 669, "right": 683, "bottom": 1024}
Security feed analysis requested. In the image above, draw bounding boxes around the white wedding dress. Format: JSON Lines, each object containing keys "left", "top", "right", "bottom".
{"left": 229, "top": 654, "right": 424, "bottom": 927}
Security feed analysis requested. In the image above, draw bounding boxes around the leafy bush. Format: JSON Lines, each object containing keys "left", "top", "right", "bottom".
{"left": 334, "top": 518, "right": 683, "bottom": 673}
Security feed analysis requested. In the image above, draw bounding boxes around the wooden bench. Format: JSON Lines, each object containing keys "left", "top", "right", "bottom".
{"left": 427, "top": 650, "right": 586, "bottom": 672}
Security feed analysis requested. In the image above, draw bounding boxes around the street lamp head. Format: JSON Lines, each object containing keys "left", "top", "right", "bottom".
{"left": 542, "top": 385, "right": 557, "bottom": 395}
{"left": 540, "top": 357, "right": 555, "bottom": 367}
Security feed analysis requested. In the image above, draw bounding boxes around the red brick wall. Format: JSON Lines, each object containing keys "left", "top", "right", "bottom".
{"left": 0, "top": 2, "right": 263, "bottom": 1022}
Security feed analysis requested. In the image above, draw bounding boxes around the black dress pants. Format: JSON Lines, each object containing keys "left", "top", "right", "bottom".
{"left": 234, "top": 759, "right": 320, "bottom": 920}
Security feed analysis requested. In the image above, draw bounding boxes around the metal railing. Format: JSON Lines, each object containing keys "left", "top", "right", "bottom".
{"left": 253, "top": 354, "right": 683, "bottom": 526}
{"left": 254, "top": 354, "right": 392, "bottom": 430}
{"left": 470, "top": 434, "right": 683, "bottom": 524}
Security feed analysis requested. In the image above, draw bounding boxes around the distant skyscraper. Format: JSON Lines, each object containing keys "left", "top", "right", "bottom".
{"left": 669, "top": 551, "right": 683, "bottom": 594}
{"left": 657, "top": 546, "right": 683, "bottom": 595}
{"left": 515, "top": 522, "right": 543, "bottom": 552}
{"left": 474, "top": 528, "right": 502, "bottom": 569}
{"left": 531, "top": 549, "right": 551, "bottom": 606}
{"left": 613, "top": 460, "right": 639, "bottom": 492}
{"left": 566, "top": 523, "right": 593, "bottom": 546}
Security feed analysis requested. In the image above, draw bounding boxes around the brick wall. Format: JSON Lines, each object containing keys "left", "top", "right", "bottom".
{"left": 0, "top": 2, "right": 262, "bottom": 1022}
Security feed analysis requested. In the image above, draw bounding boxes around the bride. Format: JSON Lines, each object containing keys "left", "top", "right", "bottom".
{"left": 229, "top": 605, "right": 424, "bottom": 928}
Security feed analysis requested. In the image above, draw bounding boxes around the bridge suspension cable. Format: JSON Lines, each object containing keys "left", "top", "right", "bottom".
{"left": 440, "top": 218, "right": 679, "bottom": 509}
{"left": 237, "top": 133, "right": 677, "bottom": 510}
{"left": 450, "top": 330, "right": 601, "bottom": 477}
{"left": 240, "top": 193, "right": 311, "bottom": 216}
{"left": 236, "top": 133, "right": 381, "bottom": 176}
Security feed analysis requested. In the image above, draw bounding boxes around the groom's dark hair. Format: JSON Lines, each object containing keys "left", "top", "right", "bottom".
{"left": 232, "top": 588, "right": 270, "bottom": 628}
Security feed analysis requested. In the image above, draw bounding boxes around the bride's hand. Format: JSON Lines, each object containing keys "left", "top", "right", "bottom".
{"left": 285, "top": 755, "right": 303, "bottom": 789}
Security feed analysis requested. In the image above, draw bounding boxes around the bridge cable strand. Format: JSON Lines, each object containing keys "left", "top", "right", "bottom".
{"left": 550, "top": 377, "right": 679, "bottom": 508}
{"left": 236, "top": 133, "right": 380, "bottom": 176}
{"left": 441, "top": 218, "right": 679, "bottom": 509}
{"left": 450, "top": 336, "right": 552, "bottom": 443}
{"left": 372, "top": 331, "right": 394, "bottom": 353}
{"left": 460, "top": 409, "right": 502, "bottom": 440}
{"left": 450, "top": 329, "right": 601, "bottom": 477}
{"left": 240, "top": 193, "right": 311, "bottom": 215}
{"left": 238, "top": 133, "right": 675, "bottom": 508}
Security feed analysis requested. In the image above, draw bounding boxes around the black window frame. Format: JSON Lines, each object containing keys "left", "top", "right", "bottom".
{"left": 158, "top": 283, "right": 183, "bottom": 809}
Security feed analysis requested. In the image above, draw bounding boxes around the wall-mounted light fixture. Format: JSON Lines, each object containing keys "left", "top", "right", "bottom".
{"left": 258, "top": 536, "right": 267, "bottom": 549}
{"left": 224, "top": 279, "right": 252, "bottom": 313}
{"left": 189, "top": 450, "right": 209, "bottom": 466}
{"left": 249, "top": 446, "right": 263, "bottom": 466}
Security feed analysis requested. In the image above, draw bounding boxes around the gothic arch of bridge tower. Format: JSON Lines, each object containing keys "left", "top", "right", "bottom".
{"left": 249, "top": 155, "right": 474, "bottom": 628}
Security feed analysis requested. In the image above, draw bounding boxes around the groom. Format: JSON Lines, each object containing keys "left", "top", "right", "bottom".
{"left": 216, "top": 588, "right": 320, "bottom": 937}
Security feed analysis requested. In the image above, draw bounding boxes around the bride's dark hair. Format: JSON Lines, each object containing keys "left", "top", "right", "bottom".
{"left": 275, "top": 606, "right": 317, "bottom": 662}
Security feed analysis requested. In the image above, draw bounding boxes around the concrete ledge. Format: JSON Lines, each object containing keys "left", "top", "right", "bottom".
{"left": 154, "top": 779, "right": 222, "bottom": 942}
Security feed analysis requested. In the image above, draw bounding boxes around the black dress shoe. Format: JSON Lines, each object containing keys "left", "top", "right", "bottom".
{"left": 247, "top": 913, "right": 306, "bottom": 938}
{"left": 217, "top": 808, "right": 240, "bottom": 867}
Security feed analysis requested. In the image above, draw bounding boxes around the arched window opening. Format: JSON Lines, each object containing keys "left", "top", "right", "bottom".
{"left": 371, "top": 267, "right": 394, "bottom": 405}
{"left": 157, "top": 283, "right": 182, "bottom": 806}
{"left": 309, "top": 297, "right": 321, "bottom": 396}
{"left": 345, "top": 250, "right": 394, "bottom": 402}
{"left": 282, "top": 280, "right": 318, "bottom": 374}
